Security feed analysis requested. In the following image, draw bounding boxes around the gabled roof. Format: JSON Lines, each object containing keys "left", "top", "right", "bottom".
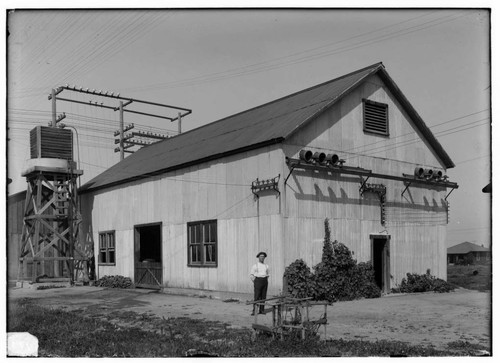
{"left": 80, "top": 62, "right": 454, "bottom": 193}
{"left": 447, "top": 242, "right": 490, "bottom": 254}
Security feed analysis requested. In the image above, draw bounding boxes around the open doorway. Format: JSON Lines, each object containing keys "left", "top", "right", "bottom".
{"left": 134, "top": 223, "right": 162, "bottom": 289}
{"left": 370, "top": 234, "right": 390, "bottom": 294}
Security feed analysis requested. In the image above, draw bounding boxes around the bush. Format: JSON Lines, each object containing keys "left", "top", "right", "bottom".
{"left": 283, "top": 259, "right": 315, "bottom": 298}
{"left": 285, "top": 219, "right": 381, "bottom": 302}
{"left": 349, "top": 262, "right": 382, "bottom": 299}
{"left": 95, "top": 275, "right": 133, "bottom": 289}
{"left": 397, "top": 272, "right": 454, "bottom": 293}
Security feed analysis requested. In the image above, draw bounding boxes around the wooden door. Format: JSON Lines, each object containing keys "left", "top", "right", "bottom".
{"left": 134, "top": 223, "right": 162, "bottom": 289}
{"left": 371, "top": 236, "right": 390, "bottom": 294}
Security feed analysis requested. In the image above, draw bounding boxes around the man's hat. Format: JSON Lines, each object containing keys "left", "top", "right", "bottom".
{"left": 256, "top": 252, "right": 267, "bottom": 258}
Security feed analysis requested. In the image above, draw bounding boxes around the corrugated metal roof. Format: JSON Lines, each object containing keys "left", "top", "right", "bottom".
{"left": 80, "top": 62, "right": 454, "bottom": 193}
{"left": 447, "top": 242, "right": 490, "bottom": 254}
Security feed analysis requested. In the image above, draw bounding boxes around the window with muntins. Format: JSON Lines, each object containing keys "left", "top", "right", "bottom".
{"left": 99, "top": 231, "right": 115, "bottom": 265}
{"left": 188, "top": 220, "right": 217, "bottom": 267}
{"left": 363, "top": 99, "right": 389, "bottom": 136}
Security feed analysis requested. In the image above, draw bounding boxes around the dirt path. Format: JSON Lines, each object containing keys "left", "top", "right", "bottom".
{"left": 8, "top": 286, "right": 491, "bottom": 351}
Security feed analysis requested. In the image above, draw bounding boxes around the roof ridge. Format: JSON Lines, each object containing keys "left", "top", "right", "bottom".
{"left": 81, "top": 61, "right": 455, "bottom": 192}
{"left": 163, "top": 62, "right": 384, "bottom": 139}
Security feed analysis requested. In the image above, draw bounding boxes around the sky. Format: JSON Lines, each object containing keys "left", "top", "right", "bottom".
{"left": 3, "top": 5, "right": 492, "bottom": 249}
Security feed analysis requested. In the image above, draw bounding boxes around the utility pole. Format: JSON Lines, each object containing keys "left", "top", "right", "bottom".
{"left": 114, "top": 123, "right": 135, "bottom": 158}
{"left": 50, "top": 84, "right": 192, "bottom": 156}
{"left": 51, "top": 89, "right": 56, "bottom": 127}
{"left": 119, "top": 101, "right": 124, "bottom": 161}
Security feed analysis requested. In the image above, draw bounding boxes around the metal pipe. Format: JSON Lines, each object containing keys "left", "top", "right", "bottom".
{"left": 55, "top": 97, "right": 117, "bottom": 110}
{"left": 55, "top": 96, "right": 191, "bottom": 120}
{"left": 122, "top": 108, "right": 176, "bottom": 120}
{"left": 286, "top": 158, "right": 459, "bottom": 189}
{"left": 58, "top": 86, "right": 192, "bottom": 112}
{"left": 132, "top": 132, "right": 167, "bottom": 140}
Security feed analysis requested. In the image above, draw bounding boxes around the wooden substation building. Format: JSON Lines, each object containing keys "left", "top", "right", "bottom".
{"left": 77, "top": 62, "right": 457, "bottom": 295}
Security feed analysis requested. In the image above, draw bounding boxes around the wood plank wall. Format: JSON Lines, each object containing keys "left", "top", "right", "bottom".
{"left": 282, "top": 73, "right": 450, "bottom": 285}
{"left": 83, "top": 145, "right": 286, "bottom": 294}
{"left": 81, "top": 73, "right": 451, "bottom": 293}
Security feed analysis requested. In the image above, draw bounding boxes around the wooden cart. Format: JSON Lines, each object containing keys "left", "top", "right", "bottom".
{"left": 246, "top": 296, "right": 329, "bottom": 340}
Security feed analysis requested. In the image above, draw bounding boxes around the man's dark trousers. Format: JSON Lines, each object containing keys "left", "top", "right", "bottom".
{"left": 253, "top": 277, "right": 268, "bottom": 313}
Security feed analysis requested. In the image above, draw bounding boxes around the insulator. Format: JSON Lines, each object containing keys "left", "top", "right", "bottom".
{"left": 326, "top": 154, "right": 339, "bottom": 165}
{"left": 433, "top": 170, "right": 443, "bottom": 180}
{"left": 299, "top": 149, "right": 313, "bottom": 163}
{"left": 414, "top": 167, "right": 425, "bottom": 178}
{"left": 313, "top": 152, "right": 327, "bottom": 164}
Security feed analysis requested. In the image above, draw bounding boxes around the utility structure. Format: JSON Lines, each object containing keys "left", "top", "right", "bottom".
{"left": 18, "top": 125, "right": 83, "bottom": 284}
{"left": 17, "top": 86, "right": 192, "bottom": 285}
{"left": 48, "top": 85, "right": 192, "bottom": 160}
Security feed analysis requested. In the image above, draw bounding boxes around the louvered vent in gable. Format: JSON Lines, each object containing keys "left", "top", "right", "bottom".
{"left": 363, "top": 99, "right": 389, "bottom": 136}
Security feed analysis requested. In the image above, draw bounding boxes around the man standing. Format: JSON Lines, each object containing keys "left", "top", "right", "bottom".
{"left": 250, "top": 252, "right": 269, "bottom": 315}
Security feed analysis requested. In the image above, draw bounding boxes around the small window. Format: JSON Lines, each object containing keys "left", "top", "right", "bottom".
{"left": 99, "top": 231, "right": 116, "bottom": 265}
{"left": 363, "top": 99, "right": 389, "bottom": 136}
{"left": 187, "top": 220, "right": 217, "bottom": 267}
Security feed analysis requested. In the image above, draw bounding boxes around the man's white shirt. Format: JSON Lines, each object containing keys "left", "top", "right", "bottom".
{"left": 250, "top": 262, "right": 269, "bottom": 281}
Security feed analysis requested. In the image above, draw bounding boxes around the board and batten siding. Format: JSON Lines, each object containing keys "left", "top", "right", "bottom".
{"left": 80, "top": 73, "right": 451, "bottom": 294}
{"left": 81, "top": 144, "right": 287, "bottom": 294}
{"left": 281, "top": 73, "right": 449, "bottom": 286}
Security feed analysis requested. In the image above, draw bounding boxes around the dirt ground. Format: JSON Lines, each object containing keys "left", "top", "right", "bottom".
{"left": 8, "top": 285, "right": 491, "bottom": 351}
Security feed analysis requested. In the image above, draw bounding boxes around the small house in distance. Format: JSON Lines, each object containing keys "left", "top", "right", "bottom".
{"left": 447, "top": 242, "right": 491, "bottom": 265}
{"left": 79, "top": 62, "right": 458, "bottom": 296}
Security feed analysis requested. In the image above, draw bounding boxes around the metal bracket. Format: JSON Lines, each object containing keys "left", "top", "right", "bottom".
{"left": 401, "top": 182, "right": 411, "bottom": 197}
{"left": 359, "top": 176, "right": 371, "bottom": 195}
{"left": 251, "top": 175, "right": 281, "bottom": 199}
{"left": 360, "top": 182, "right": 386, "bottom": 197}
{"left": 284, "top": 165, "right": 296, "bottom": 186}
{"left": 445, "top": 188, "right": 456, "bottom": 201}
{"left": 360, "top": 183, "right": 387, "bottom": 226}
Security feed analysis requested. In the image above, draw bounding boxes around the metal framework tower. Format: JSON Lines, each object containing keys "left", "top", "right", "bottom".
{"left": 17, "top": 126, "right": 83, "bottom": 284}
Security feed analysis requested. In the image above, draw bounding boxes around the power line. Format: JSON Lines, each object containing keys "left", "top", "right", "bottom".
{"left": 447, "top": 226, "right": 490, "bottom": 233}
{"left": 454, "top": 154, "right": 490, "bottom": 165}
{"left": 342, "top": 118, "right": 490, "bottom": 161}
{"left": 11, "top": 10, "right": 469, "bottom": 98}
{"left": 343, "top": 109, "right": 490, "bottom": 155}
{"left": 123, "top": 11, "right": 471, "bottom": 93}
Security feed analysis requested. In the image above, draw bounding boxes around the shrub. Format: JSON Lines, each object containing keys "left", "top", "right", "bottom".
{"left": 397, "top": 272, "right": 454, "bottom": 293}
{"left": 285, "top": 219, "right": 381, "bottom": 302}
{"left": 283, "top": 259, "right": 315, "bottom": 298}
{"left": 349, "top": 262, "right": 382, "bottom": 299}
{"left": 95, "top": 275, "right": 133, "bottom": 289}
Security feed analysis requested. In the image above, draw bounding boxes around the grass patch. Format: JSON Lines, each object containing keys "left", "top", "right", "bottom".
{"left": 7, "top": 298, "right": 489, "bottom": 357}
{"left": 447, "top": 264, "right": 492, "bottom": 291}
